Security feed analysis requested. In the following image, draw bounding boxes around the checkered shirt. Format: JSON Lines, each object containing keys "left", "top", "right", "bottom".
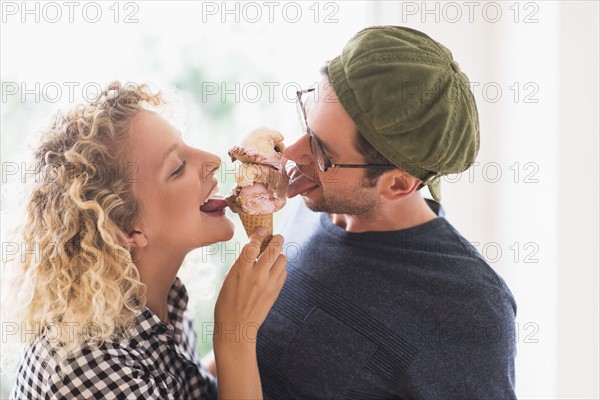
{"left": 10, "top": 277, "right": 217, "bottom": 400}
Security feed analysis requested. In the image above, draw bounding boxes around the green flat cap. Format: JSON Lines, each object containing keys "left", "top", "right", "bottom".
{"left": 329, "top": 26, "right": 480, "bottom": 202}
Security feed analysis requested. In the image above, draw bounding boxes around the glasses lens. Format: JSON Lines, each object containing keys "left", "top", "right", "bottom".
{"left": 309, "top": 133, "right": 327, "bottom": 172}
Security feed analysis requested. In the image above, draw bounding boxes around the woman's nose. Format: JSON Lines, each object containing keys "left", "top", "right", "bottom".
{"left": 198, "top": 151, "right": 221, "bottom": 178}
{"left": 284, "top": 134, "right": 313, "bottom": 165}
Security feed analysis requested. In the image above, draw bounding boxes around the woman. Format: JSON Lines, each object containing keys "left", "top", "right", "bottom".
{"left": 4, "top": 82, "right": 287, "bottom": 399}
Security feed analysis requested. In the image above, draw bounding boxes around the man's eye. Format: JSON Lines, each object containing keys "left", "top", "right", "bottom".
{"left": 171, "top": 160, "right": 187, "bottom": 176}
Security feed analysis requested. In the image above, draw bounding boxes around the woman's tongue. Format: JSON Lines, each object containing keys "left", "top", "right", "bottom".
{"left": 200, "top": 198, "right": 228, "bottom": 213}
{"left": 286, "top": 166, "right": 319, "bottom": 198}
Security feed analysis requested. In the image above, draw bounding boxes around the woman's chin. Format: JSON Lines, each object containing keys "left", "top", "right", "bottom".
{"left": 196, "top": 223, "right": 235, "bottom": 248}
{"left": 222, "top": 217, "right": 235, "bottom": 240}
{"left": 223, "top": 225, "right": 235, "bottom": 241}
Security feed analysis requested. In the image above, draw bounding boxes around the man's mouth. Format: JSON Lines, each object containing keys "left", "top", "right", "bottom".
{"left": 286, "top": 165, "right": 319, "bottom": 198}
{"left": 200, "top": 185, "right": 228, "bottom": 213}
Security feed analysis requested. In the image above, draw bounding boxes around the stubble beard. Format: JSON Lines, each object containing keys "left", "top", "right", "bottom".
{"left": 303, "top": 177, "right": 381, "bottom": 218}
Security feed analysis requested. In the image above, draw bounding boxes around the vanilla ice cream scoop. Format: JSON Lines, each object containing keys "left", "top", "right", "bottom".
{"left": 228, "top": 128, "right": 286, "bottom": 172}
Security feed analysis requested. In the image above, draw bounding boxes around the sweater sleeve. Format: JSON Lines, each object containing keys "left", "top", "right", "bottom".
{"left": 403, "top": 289, "right": 517, "bottom": 399}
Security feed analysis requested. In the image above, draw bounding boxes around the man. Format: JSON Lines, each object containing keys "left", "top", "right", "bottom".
{"left": 256, "top": 26, "right": 516, "bottom": 399}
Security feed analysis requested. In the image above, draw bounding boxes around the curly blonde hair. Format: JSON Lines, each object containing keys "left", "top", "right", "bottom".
{"left": 3, "top": 82, "right": 163, "bottom": 357}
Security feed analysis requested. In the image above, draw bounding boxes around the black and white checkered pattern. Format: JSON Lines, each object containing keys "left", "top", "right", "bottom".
{"left": 10, "top": 278, "right": 217, "bottom": 400}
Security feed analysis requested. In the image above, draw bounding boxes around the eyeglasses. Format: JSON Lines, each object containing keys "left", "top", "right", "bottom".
{"left": 296, "top": 88, "right": 395, "bottom": 173}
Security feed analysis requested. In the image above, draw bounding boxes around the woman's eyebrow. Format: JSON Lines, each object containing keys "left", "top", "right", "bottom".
{"left": 162, "top": 143, "right": 178, "bottom": 164}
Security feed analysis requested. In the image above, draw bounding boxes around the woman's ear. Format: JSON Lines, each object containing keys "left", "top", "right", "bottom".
{"left": 117, "top": 229, "right": 149, "bottom": 248}
{"left": 128, "top": 230, "right": 149, "bottom": 248}
{"left": 377, "top": 169, "right": 421, "bottom": 201}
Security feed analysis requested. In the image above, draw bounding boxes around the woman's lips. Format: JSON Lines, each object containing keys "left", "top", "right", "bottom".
{"left": 200, "top": 182, "right": 229, "bottom": 213}
{"left": 286, "top": 165, "right": 319, "bottom": 198}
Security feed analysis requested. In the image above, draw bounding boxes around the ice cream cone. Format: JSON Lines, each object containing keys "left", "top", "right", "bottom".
{"left": 239, "top": 212, "right": 273, "bottom": 254}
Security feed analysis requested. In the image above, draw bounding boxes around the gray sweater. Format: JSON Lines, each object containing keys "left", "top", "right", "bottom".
{"left": 256, "top": 199, "right": 517, "bottom": 399}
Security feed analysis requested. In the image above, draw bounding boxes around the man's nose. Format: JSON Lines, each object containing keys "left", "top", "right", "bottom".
{"left": 284, "top": 134, "right": 313, "bottom": 165}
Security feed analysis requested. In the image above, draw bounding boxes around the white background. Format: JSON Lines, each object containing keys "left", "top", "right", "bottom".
{"left": 1, "top": 1, "right": 598, "bottom": 398}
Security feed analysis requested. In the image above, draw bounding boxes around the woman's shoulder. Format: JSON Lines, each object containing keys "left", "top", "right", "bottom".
{"left": 19, "top": 334, "right": 144, "bottom": 376}
{"left": 11, "top": 334, "right": 158, "bottom": 399}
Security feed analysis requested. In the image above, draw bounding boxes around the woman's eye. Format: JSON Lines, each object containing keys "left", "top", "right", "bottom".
{"left": 171, "top": 160, "right": 187, "bottom": 176}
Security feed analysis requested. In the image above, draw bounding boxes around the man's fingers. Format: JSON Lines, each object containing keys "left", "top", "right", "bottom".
{"left": 239, "top": 227, "right": 268, "bottom": 266}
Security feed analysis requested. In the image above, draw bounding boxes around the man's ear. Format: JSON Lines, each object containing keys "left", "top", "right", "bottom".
{"left": 377, "top": 169, "right": 421, "bottom": 201}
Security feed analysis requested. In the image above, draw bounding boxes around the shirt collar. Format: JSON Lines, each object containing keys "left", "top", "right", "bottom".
{"left": 126, "top": 277, "right": 189, "bottom": 345}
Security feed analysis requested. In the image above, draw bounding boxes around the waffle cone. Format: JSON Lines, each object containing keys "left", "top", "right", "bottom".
{"left": 238, "top": 212, "right": 273, "bottom": 253}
